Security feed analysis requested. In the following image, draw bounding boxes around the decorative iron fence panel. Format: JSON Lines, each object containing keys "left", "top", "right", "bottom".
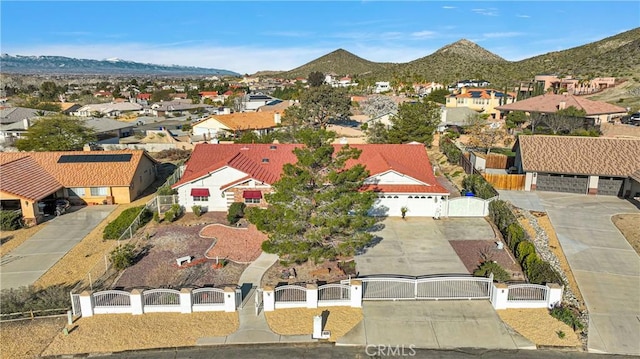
{"left": 93, "top": 290, "right": 131, "bottom": 307}
{"left": 192, "top": 288, "right": 225, "bottom": 305}
{"left": 274, "top": 285, "right": 307, "bottom": 302}
{"left": 143, "top": 289, "right": 181, "bottom": 306}
{"left": 416, "top": 277, "right": 491, "bottom": 300}
{"left": 360, "top": 278, "right": 416, "bottom": 300}
{"left": 318, "top": 284, "right": 351, "bottom": 301}
{"left": 70, "top": 293, "right": 81, "bottom": 316}
{"left": 507, "top": 284, "right": 548, "bottom": 302}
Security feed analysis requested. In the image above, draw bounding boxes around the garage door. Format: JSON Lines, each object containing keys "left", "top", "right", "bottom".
{"left": 536, "top": 173, "right": 588, "bottom": 194}
{"left": 370, "top": 195, "right": 437, "bottom": 217}
{"left": 597, "top": 177, "right": 624, "bottom": 196}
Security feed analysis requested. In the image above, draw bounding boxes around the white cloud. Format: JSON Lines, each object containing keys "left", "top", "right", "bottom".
{"left": 482, "top": 32, "right": 524, "bottom": 39}
{"left": 411, "top": 30, "right": 437, "bottom": 39}
{"left": 472, "top": 8, "right": 499, "bottom": 16}
{"left": 442, "top": 6, "right": 456, "bottom": 9}
{"left": 516, "top": 14, "right": 531, "bottom": 18}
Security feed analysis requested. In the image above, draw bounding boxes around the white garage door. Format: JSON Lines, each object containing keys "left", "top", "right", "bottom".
{"left": 371, "top": 194, "right": 438, "bottom": 217}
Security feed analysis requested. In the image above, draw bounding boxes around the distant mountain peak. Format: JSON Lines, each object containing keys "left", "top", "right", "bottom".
{"left": 434, "top": 39, "right": 506, "bottom": 62}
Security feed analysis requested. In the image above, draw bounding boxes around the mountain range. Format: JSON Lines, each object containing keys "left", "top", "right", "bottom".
{"left": 1, "top": 27, "right": 638, "bottom": 86}
{"left": 0, "top": 54, "right": 241, "bottom": 77}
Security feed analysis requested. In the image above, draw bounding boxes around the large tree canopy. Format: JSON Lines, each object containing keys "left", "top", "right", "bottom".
{"left": 383, "top": 99, "right": 441, "bottom": 145}
{"left": 360, "top": 95, "right": 398, "bottom": 119}
{"left": 15, "top": 115, "right": 97, "bottom": 151}
{"left": 246, "top": 129, "right": 378, "bottom": 263}
{"left": 297, "top": 85, "right": 351, "bottom": 129}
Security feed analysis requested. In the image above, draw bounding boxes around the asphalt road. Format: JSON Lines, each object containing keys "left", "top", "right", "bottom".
{"left": 50, "top": 344, "right": 631, "bottom": 359}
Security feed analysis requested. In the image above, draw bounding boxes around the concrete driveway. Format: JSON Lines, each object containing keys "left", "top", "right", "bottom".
{"left": 0, "top": 205, "right": 115, "bottom": 289}
{"left": 338, "top": 301, "right": 534, "bottom": 350}
{"left": 356, "top": 217, "right": 495, "bottom": 276}
{"left": 535, "top": 193, "right": 640, "bottom": 355}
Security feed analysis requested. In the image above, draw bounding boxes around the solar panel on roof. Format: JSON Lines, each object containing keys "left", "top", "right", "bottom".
{"left": 57, "top": 154, "right": 133, "bottom": 163}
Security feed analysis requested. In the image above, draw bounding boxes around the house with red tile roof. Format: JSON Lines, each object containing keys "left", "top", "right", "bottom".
{"left": 445, "top": 88, "right": 515, "bottom": 119}
{"left": 513, "top": 135, "right": 640, "bottom": 196}
{"left": 172, "top": 143, "right": 449, "bottom": 217}
{"left": 0, "top": 150, "right": 157, "bottom": 225}
{"left": 192, "top": 111, "right": 282, "bottom": 139}
{"left": 496, "top": 93, "right": 627, "bottom": 125}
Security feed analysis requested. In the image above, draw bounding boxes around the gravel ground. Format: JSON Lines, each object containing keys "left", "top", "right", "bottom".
{"left": 612, "top": 213, "right": 640, "bottom": 255}
{"left": 497, "top": 308, "right": 582, "bottom": 348}
{"left": 265, "top": 307, "right": 363, "bottom": 342}
{"left": 0, "top": 222, "right": 49, "bottom": 257}
{"left": 449, "top": 239, "right": 524, "bottom": 279}
{"left": 114, "top": 224, "right": 246, "bottom": 289}
{"left": 201, "top": 223, "right": 267, "bottom": 263}
{"left": 41, "top": 312, "right": 239, "bottom": 356}
{"left": 1, "top": 316, "right": 67, "bottom": 359}
{"left": 261, "top": 260, "right": 351, "bottom": 287}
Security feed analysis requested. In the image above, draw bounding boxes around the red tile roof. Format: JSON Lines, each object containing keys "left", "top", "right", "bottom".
{"left": 173, "top": 143, "right": 448, "bottom": 193}
{"left": 199, "top": 91, "right": 219, "bottom": 97}
{"left": 0, "top": 156, "right": 63, "bottom": 200}
{"left": 137, "top": 93, "right": 151, "bottom": 100}
{"left": 496, "top": 94, "right": 626, "bottom": 115}
{"left": 454, "top": 88, "right": 513, "bottom": 99}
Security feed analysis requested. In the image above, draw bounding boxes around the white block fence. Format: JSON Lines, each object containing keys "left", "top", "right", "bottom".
{"left": 79, "top": 287, "right": 237, "bottom": 317}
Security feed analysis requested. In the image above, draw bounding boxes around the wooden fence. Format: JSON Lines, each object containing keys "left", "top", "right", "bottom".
{"left": 482, "top": 173, "right": 525, "bottom": 190}
{"left": 484, "top": 154, "right": 515, "bottom": 170}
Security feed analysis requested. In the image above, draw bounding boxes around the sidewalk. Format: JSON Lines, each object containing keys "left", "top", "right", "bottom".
{"left": 196, "top": 251, "right": 317, "bottom": 345}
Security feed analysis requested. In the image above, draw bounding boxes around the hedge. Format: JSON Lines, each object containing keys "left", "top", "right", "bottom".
{"left": 489, "top": 200, "right": 563, "bottom": 285}
{"left": 463, "top": 174, "right": 498, "bottom": 199}
{"left": 439, "top": 136, "right": 462, "bottom": 164}
{"left": 103, "top": 206, "right": 150, "bottom": 240}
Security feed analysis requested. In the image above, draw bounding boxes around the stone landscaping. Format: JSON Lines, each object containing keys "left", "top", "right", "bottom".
{"left": 200, "top": 223, "right": 267, "bottom": 263}
{"left": 449, "top": 239, "right": 524, "bottom": 280}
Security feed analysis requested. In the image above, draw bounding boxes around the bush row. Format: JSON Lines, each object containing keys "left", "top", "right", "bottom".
{"left": 1, "top": 285, "right": 70, "bottom": 316}
{"left": 439, "top": 136, "right": 462, "bottom": 164}
{"left": 462, "top": 174, "right": 498, "bottom": 199}
{"left": 103, "top": 206, "right": 151, "bottom": 240}
{"left": 489, "top": 200, "right": 563, "bottom": 285}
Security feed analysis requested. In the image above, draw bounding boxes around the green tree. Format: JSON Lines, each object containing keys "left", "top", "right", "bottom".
{"left": 364, "top": 121, "right": 390, "bottom": 144}
{"left": 246, "top": 129, "right": 378, "bottom": 263}
{"left": 505, "top": 111, "right": 527, "bottom": 129}
{"left": 424, "top": 88, "right": 450, "bottom": 104}
{"left": 297, "top": 85, "right": 351, "bottom": 129}
{"left": 307, "top": 71, "right": 325, "bottom": 87}
{"left": 386, "top": 98, "right": 441, "bottom": 145}
{"left": 151, "top": 89, "right": 173, "bottom": 102}
{"left": 39, "top": 81, "right": 60, "bottom": 101}
{"left": 110, "top": 243, "right": 136, "bottom": 270}
{"left": 15, "top": 115, "right": 97, "bottom": 151}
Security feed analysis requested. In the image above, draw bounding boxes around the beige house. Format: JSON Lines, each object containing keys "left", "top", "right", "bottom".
{"left": 0, "top": 150, "right": 157, "bottom": 225}
{"left": 192, "top": 111, "right": 282, "bottom": 139}
{"left": 445, "top": 88, "right": 515, "bottom": 119}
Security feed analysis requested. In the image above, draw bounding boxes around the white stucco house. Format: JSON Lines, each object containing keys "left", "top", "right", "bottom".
{"left": 171, "top": 143, "right": 450, "bottom": 217}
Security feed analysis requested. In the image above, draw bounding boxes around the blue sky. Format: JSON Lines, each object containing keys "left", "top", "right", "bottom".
{"left": 1, "top": 1, "right": 638, "bottom": 74}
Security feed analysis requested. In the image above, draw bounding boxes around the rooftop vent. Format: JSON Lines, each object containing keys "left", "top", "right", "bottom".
{"left": 262, "top": 158, "right": 269, "bottom": 163}
{"left": 270, "top": 145, "right": 277, "bottom": 150}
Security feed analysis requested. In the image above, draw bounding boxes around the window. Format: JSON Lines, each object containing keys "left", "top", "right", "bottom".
{"left": 90, "top": 187, "right": 108, "bottom": 196}
{"left": 191, "top": 188, "right": 210, "bottom": 201}
{"left": 193, "top": 196, "right": 209, "bottom": 202}
{"left": 243, "top": 190, "right": 262, "bottom": 204}
{"left": 245, "top": 198, "right": 260, "bottom": 204}
{"left": 68, "top": 187, "right": 85, "bottom": 197}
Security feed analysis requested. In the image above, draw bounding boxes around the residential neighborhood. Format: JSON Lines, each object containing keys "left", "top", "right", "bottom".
{"left": 1, "top": 5, "right": 639, "bottom": 358}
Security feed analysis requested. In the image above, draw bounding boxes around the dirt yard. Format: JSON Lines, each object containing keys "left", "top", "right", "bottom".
{"left": 40, "top": 312, "right": 238, "bottom": 356}
{"left": 498, "top": 308, "right": 582, "bottom": 348}
{"left": 449, "top": 240, "right": 525, "bottom": 281}
{"left": 612, "top": 213, "right": 640, "bottom": 255}
{"left": 0, "top": 222, "right": 49, "bottom": 257}
{"left": 261, "top": 259, "right": 354, "bottom": 287}
{"left": 265, "top": 307, "right": 363, "bottom": 342}
{"left": 427, "top": 145, "right": 465, "bottom": 192}
{"left": 1, "top": 316, "right": 67, "bottom": 359}
{"left": 114, "top": 224, "right": 246, "bottom": 289}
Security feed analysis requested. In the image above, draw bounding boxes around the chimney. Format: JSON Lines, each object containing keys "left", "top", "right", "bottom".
{"left": 559, "top": 101, "right": 566, "bottom": 110}
{"left": 274, "top": 112, "right": 281, "bottom": 124}
{"left": 23, "top": 118, "right": 29, "bottom": 129}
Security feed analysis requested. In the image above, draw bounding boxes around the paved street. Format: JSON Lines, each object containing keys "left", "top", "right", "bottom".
{"left": 356, "top": 217, "right": 495, "bottom": 276}
{"left": 500, "top": 191, "right": 640, "bottom": 356}
{"left": 0, "top": 206, "right": 115, "bottom": 289}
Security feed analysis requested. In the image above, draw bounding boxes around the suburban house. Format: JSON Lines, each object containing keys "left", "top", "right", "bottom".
{"left": 258, "top": 100, "right": 297, "bottom": 113}
{"left": 513, "top": 135, "right": 640, "bottom": 196}
{"left": 495, "top": 93, "right": 627, "bottom": 125}
{"left": 374, "top": 82, "right": 391, "bottom": 94}
{"left": 437, "top": 106, "right": 479, "bottom": 132}
{"left": 446, "top": 88, "right": 515, "bottom": 119}
{"left": 171, "top": 143, "right": 450, "bottom": 217}
{"left": 0, "top": 107, "right": 55, "bottom": 125}
{"left": 0, "top": 150, "right": 158, "bottom": 225}
{"left": 521, "top": 75, "right": 617, "bottom": 96}
{"left": 73, "top": 102, "right": 142, "bottom": 118}
{"left": 150, "top": 101, "right": 211, "bottom": 117}
{"left": 192, "top": 111, "right": 282, "bottom": 139}
{"left": 241, "top": 93, "right": 276, "bottom": 112}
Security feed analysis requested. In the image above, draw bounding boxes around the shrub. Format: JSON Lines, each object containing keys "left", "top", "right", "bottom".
{"left": 103, "top": 206, "right": 149, "bottom": 240}
{"left": 516, "top": 241, "right": 536, "bottom": 262}
{"left": 462, "top": 174, "right": 498, "bottom": 199}
{"left": 153, "top": 148, "right": 191, "bottom": 161}
{"left": 0, "top": 285, "right": 70, "bottom": 316}
{"left": 110, "top": 243, "right": 136, "bottom": 270}
{"left": 164, "top": 209, "right": 176, "bottom": 223}
{"left": 153, "top": 211, "right": 161, "bottom": 223}
{"left": 527, "top": 259, "right": 563, "bottom": 285}
{"left": 227, "top": 202, "right": 246, "bottom": 224}
{"left": 439, "top": 135, "right": 462, "bottom": 164}
{"left": 473, "top": 261, "right": 511, "bottom": 282}
{"left": 192, "top": 205, "right": 203, "bottom": 217}
{"left": 0, "top": 210, "right": 23, "bottom": 231}
{"left": 550, "top": 304, "right": 584, "bottom": 331}
{"left": 506, "top": 224, "right": 526, "bottom": 250}
{"left": 170, "top": 204, "right": 183, "bottom": 217}
{"left": 157, "top": 185, "right": 177, "bottom": 196}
